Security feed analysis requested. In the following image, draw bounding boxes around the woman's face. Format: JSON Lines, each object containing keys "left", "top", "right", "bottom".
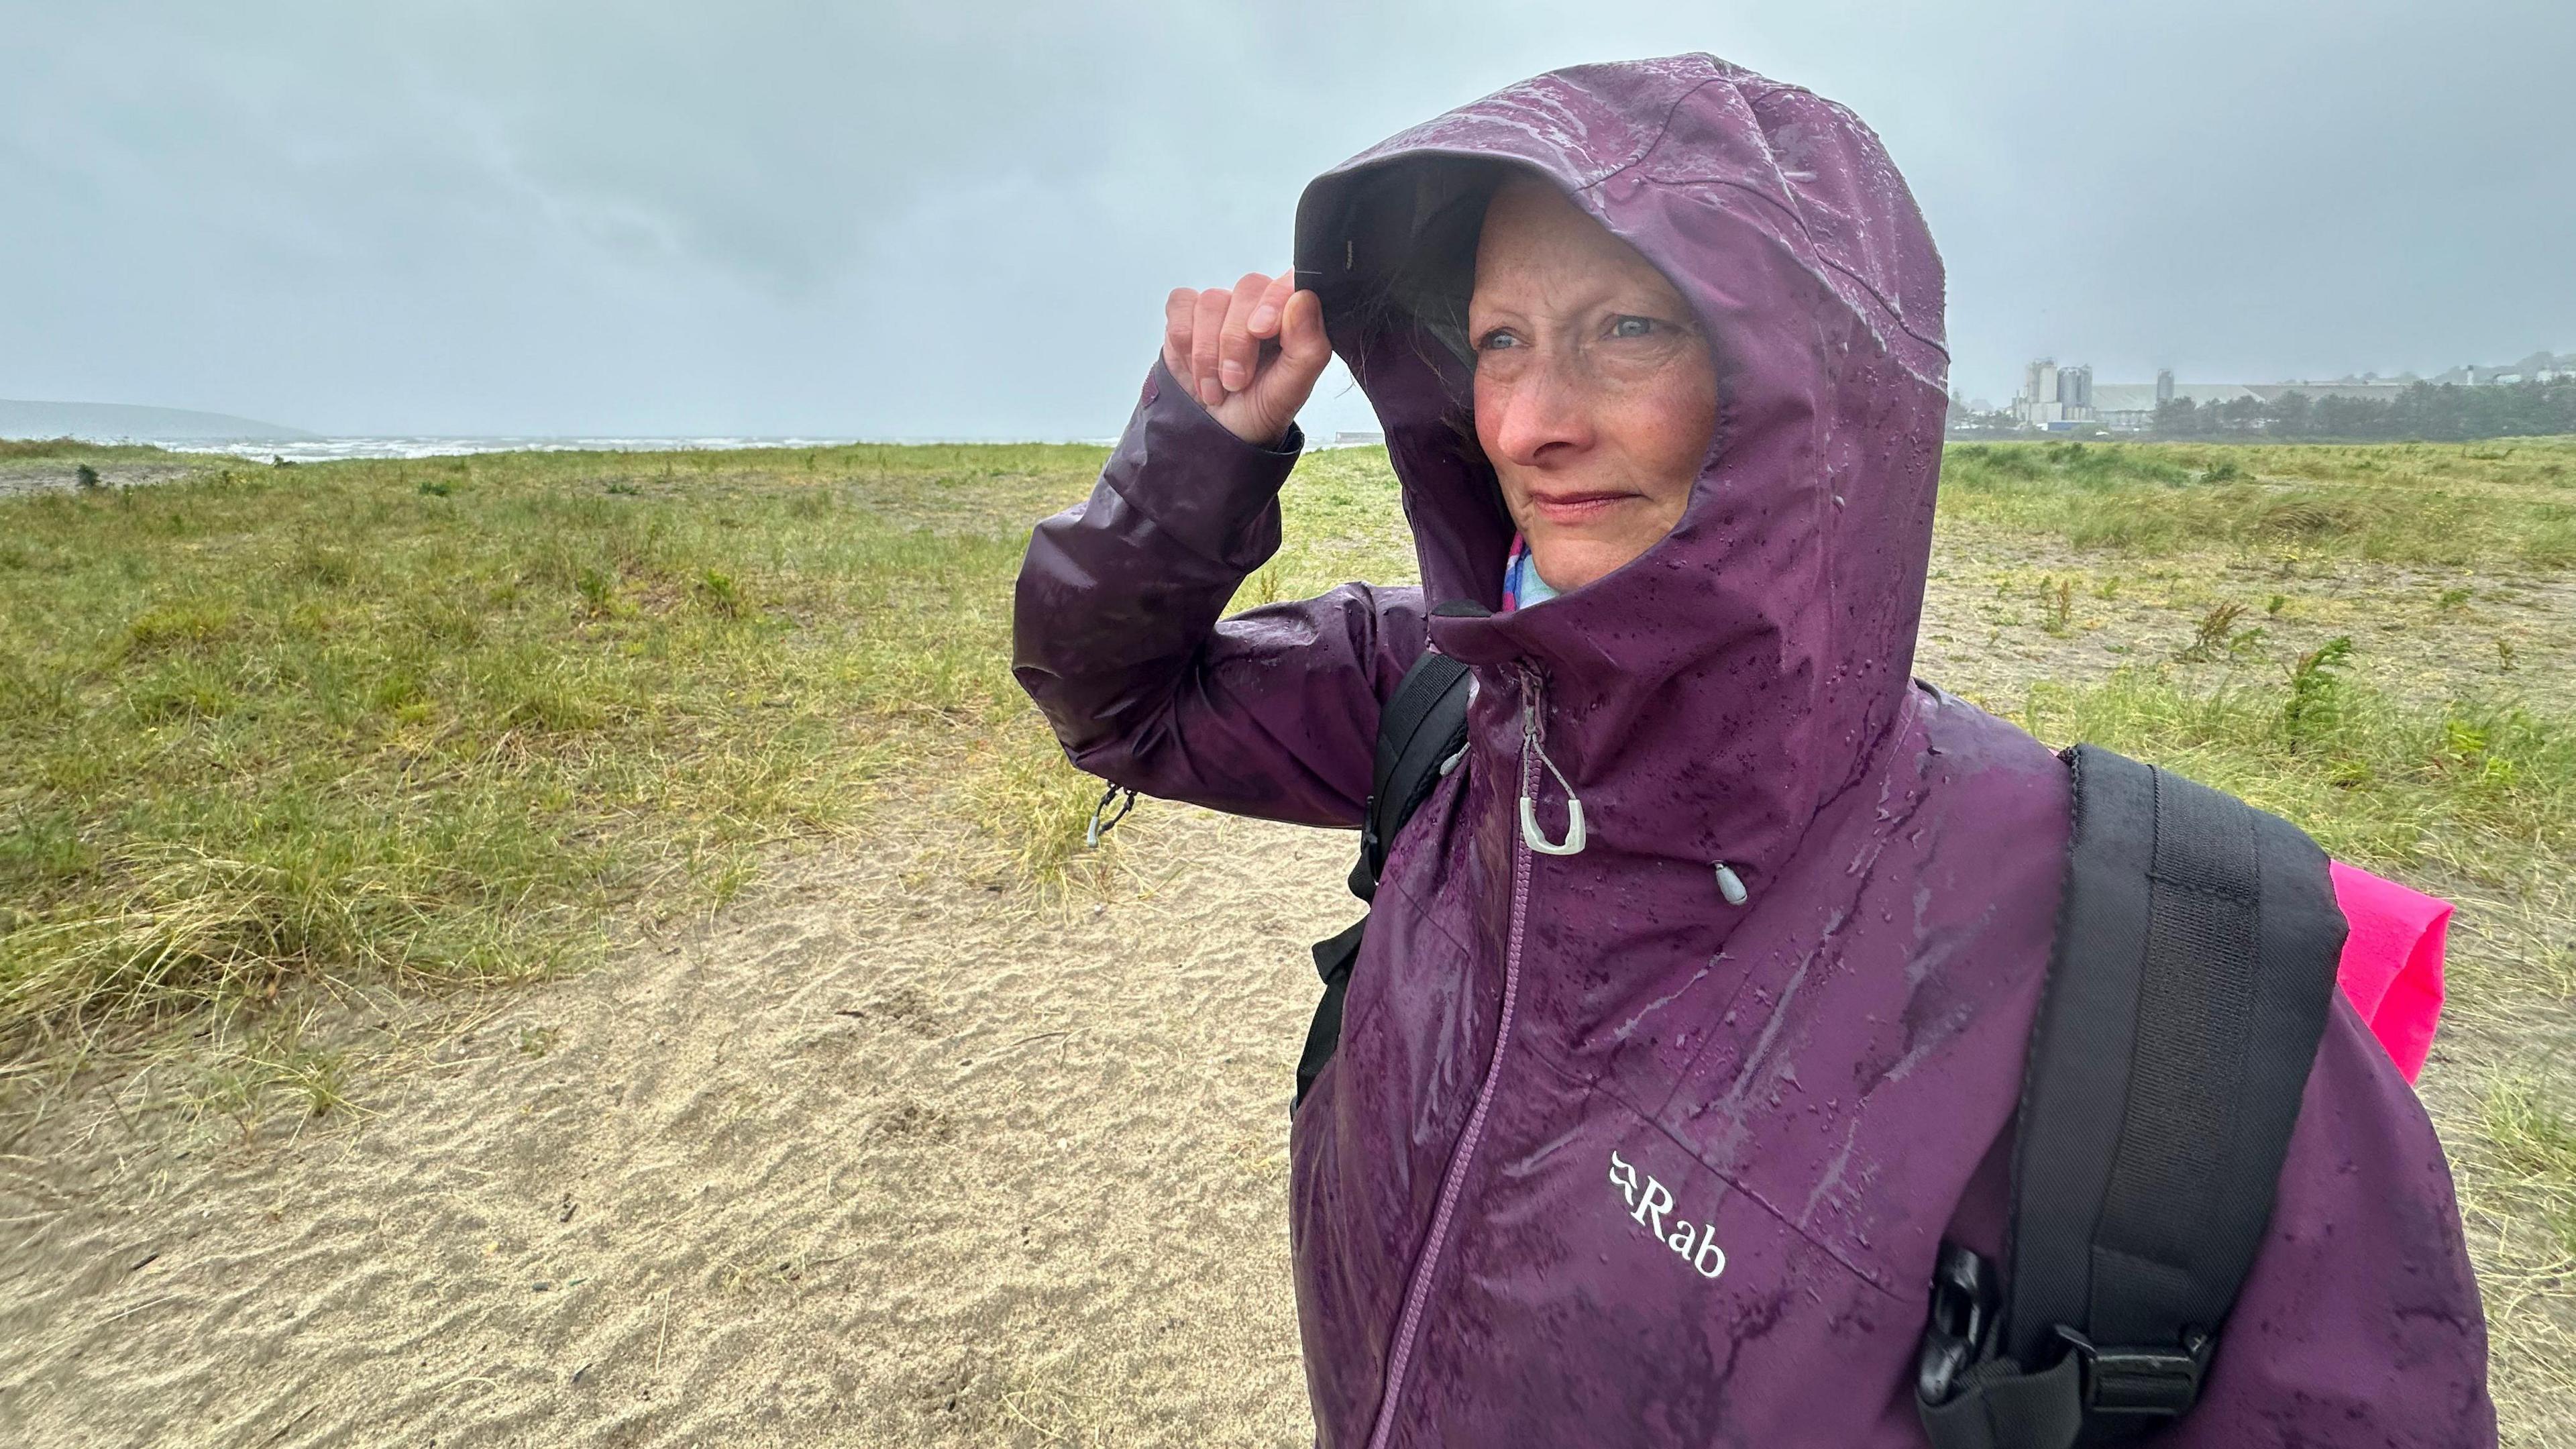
{"left": 1470, "top": 176, "right": 1717, "bottom": 594}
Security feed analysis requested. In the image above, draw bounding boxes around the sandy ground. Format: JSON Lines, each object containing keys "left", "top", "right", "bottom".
{"left": 0, "top": 806, "right": 1342, "bottom": 1448}
{"left": 5, "top": 526, "right": 2573, "bottom": 1446}
{"left": 0, "top": 456, "right": 220, "bottom": 499}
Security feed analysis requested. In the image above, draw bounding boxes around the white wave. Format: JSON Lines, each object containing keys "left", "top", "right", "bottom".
{"left": 155, "top": 436, "right": 873, "bottom": 464}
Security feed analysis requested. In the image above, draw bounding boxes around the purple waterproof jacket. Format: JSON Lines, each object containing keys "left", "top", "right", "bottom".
{"left": 1013, "top": 54, "right": 2493, "bottom": 1449}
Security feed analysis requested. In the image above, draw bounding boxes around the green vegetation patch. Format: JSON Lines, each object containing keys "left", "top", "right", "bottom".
{"left": 0, "top": 445, "right": 1106, "bottom": 1063}
{"left": 2019, "top": 641, "right": 2575, "bottom": 884}
{"left": 1940, "top": 437, "right": 2576, "bottom": 568}
{"left": 1225, "top": 445, "right": 1417, "bottom": 615}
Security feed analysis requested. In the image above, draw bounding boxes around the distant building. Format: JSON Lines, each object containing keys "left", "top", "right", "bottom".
{"left": 2093, "top": 379, "right": 2415, "bottom": 431}
{"left": 1998, "top": 351, "right": 2572, "bottom": 435}
{"left": 2019, "top": 358, "right": 2422, "bottom": 432}
{"left": 2010, "top": 360, "right": 2094, "bottom": 429}
{"left": 2080, "top": 369, "right": 2171, "bottom": 431}
{"left": 2430, "top": 351, "right": 2576, "bottom": 386}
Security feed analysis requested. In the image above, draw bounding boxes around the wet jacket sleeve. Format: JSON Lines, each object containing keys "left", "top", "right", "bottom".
{"left": 1012, "top": 360, "right": 1430, "bottom": 829}
{"left": 2163, "top": 997, "right": 2496, "bottom": 1446}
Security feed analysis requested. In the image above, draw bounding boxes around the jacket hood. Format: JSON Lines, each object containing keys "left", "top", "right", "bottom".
{"left": 1293, "top": 53, "right": 1949, "bottom": 887}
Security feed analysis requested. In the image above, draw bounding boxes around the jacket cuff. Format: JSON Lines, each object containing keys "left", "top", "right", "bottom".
{"left": 1101, "top": 357, "right": 1304, "bottom": 570}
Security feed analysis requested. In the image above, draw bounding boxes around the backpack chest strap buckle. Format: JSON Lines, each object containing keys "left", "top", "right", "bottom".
{"left": 2055, "top": 1326, "right": 2214, "bottom": 1418}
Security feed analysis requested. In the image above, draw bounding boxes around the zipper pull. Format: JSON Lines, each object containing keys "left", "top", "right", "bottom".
{"left": 1520, "top": 794, "right": 1587, "bottom": 855}
{"left": 1518, "top": 668, "right": 1587, "bottom": 856}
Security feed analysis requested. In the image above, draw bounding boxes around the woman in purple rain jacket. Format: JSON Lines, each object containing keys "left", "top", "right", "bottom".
{"left": 1012, "top": 54, "right": 2491, "bottom": 1448}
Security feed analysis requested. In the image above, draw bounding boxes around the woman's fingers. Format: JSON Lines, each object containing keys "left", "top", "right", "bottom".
{"left": 1216, "top": 272, "right": 1275, "bottom": 394}
{"left": 1244, "top": 270, "right": 1297, "bottom": 341}
{"left": 1163, "top": 287, "right": 1199, "bottom": 380}
{"left": 1190, "top": 286, "right": 1232, "bottom": 407}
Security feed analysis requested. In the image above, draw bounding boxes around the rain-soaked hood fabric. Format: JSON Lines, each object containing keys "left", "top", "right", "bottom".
{"left": 1290, "top": 52, "right": 1948, "bottom": 891}
{"left": 1011, "top": 52, "right": 2491, "bottom": 1449}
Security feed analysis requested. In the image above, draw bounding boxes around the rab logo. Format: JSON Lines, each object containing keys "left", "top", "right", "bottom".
{"left": 1609, "top": 1150, "right": 1727, "bottom": 1281}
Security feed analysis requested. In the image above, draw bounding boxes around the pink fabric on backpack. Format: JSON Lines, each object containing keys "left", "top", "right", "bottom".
{"left": 2330, "top": 860, "right": 2451, "bottom": 1083}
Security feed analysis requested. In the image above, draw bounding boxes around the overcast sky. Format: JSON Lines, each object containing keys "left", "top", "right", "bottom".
{"left": 5, "top": 1, "right": 2570, "bottom": 437}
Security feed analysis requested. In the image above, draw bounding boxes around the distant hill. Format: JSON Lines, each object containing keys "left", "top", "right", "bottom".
{"left": 0, "top": 398, "right": 314, "bottom": 441}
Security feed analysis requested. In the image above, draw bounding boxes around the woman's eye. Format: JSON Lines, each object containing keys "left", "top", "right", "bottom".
{"left": 1476, "top": 329, "right": 1521, "bottom": 351}
{"left": 1609, "top": 315, "right": 1658, "bottom": 339}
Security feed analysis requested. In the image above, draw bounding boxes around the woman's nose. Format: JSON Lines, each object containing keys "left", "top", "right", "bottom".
{"left": 1487, "top": 356, "right": 1595, "bottom": 467}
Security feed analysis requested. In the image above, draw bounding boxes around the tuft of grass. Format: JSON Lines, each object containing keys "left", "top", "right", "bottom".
{"left": 2039, "top": 576, "right": 2075, "bottom": 636}
{"left": 574, "top": 565, "right": 620, "bottom": 617}
{"left": 184, "top": 1010, "right": 363, "bottom": 1127}
{"left": 2281, "top": 636, "right": 2357, "bottom": 743}
{"left": 2175, "top": 600, "right": 2258, "bottom": 662}
{"left": 694, "top": 567, "right": 747, "bottom": 619}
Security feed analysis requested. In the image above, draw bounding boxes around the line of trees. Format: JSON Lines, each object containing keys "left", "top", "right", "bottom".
{"left": 2153, "top": 378, "right": 2576, "bottom": 441}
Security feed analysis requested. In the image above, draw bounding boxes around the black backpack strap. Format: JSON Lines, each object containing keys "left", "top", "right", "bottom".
{"left": 1295, "top": 649, "right": 1472, "bottom": 1108}
{"left": 1352, "top": 650, "right": 1472, "bottom": 901}
{"left": 1919, "top": 744, "right": 2347, "bottom": 1447}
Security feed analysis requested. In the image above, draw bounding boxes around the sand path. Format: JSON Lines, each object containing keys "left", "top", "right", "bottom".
{"left": 1, "top": 804, "right": 1344, "bottom": 1448}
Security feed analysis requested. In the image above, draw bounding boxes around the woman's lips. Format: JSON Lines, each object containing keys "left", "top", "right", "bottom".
{"left": 1528, "top": 490, "right": 1638, "bottom": 525}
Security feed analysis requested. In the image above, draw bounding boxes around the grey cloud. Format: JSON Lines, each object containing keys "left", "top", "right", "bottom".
{"left": 3, "top": 1, "right": 2569, "bottom": 436}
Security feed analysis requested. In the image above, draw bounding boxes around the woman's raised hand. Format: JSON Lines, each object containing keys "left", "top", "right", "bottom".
{"left": 1163, "top": 269, "right": 1332, "bottom": 448}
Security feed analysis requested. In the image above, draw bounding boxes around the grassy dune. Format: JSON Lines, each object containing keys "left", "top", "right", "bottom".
{"left": 4, "top": 434, "right": 2573, "bottom": 1428}
{"left": 0, "top": 445, "right": 1110, "bottom": 1085}
{"left": 1943, "top": 437, "right": 2576, "bottom": 566}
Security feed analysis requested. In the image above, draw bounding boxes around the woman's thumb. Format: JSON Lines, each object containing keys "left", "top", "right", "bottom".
{"left": 1276, "top": 289, "right": 1330, "bottom": 378}
{"left": 1241, "top": 287, "right": 1330, "bottom": 443}
{"left": 1254, "top": 290, "right": 1331, "bottom": 421}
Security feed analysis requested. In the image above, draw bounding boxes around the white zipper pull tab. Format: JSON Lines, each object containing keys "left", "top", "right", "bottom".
{"left": 1518, "top": 668, "right": 1587, "bottom": 857}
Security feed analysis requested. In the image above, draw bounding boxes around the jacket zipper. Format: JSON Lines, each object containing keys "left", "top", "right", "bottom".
{"left": 1360, "top": 665, "right": 1546, "bottom": 1449}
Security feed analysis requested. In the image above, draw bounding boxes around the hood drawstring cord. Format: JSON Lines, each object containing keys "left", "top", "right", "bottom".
{"left": 1085, "top": 783, "right": 1137, "bottom": 848}
{"left": 1517, "top": 667, "right": 1587, "bottom": 856}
